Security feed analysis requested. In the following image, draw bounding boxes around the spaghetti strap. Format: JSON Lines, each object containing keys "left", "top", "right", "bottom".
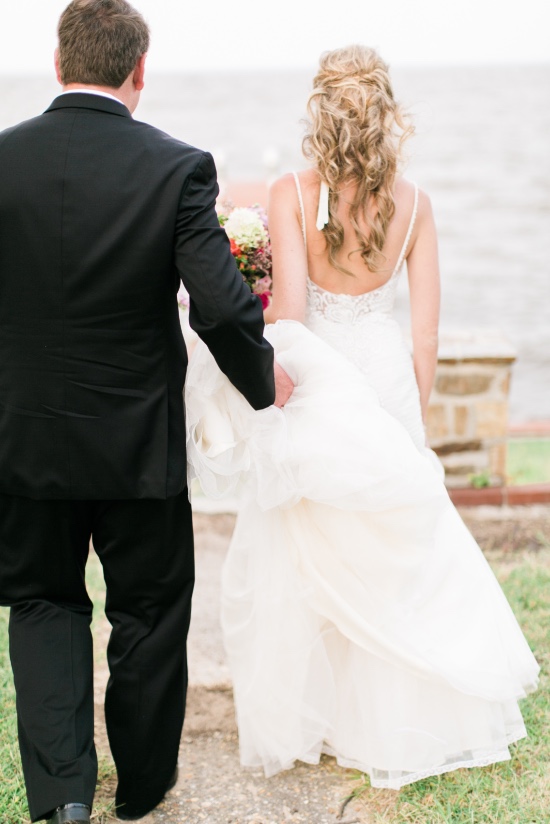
{"left": 292, "top": 171, "right": 307, "bottom": 248}
{"left": 394, "top": 183, "right": 419, "bottom": 274}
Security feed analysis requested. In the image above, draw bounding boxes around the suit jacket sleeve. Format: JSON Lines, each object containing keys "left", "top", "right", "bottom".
{"left": 174, "top": 151, "right": 275, "bottom": 410}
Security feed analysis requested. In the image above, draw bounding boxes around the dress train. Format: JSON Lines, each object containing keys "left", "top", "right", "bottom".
{"left": 185, "top": 320, "right": 539, "bottom": 788}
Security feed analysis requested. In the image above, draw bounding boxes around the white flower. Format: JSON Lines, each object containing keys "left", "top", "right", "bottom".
{"left": 224, "top": 207, "right": 268, "bottom": 250}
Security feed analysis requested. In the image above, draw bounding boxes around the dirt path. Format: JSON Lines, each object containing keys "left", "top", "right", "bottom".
{"left": 93, "top": 506, "right": 550, "bottom": 824}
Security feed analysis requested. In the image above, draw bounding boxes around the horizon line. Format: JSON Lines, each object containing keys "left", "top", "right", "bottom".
{"left": 0, "top": 60, "right": 548, "bottom": 78}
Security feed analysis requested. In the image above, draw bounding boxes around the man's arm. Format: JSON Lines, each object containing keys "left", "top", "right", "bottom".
{"left": 174, "top": 151, "right": 276, "bottom": 410}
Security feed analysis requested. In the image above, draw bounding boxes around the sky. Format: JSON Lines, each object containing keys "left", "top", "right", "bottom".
{"left": 1, "top": 0, "right": 548, "bottom": 74}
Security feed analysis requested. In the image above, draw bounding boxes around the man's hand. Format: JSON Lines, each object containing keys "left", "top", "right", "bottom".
{"left": 274, "top": 361, "right": 294, "bottom": 408}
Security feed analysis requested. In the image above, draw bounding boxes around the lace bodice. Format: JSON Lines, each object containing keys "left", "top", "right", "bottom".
{"left": 293, "top": 172, "right": 418, "bottom": 324}
{"left": 306, "top": 269, "right": 401, "bottom": 323}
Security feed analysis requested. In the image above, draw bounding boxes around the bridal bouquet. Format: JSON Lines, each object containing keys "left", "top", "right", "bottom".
{"left": 219, "top": 206, "right": 272, "bottom": 309}
{"left": 177, "top": 205, "right": 272, "bottom": 312}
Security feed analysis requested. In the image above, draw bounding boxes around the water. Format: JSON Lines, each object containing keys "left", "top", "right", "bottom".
{"left": 1, "top": 66, "right": 548, "bottom": 422}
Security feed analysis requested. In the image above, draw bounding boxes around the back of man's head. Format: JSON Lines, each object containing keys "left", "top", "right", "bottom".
{"left": 58, "top": 0, "right": 150, "bottom": 89}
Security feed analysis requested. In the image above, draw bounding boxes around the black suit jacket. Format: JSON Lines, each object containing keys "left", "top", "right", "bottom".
{"left": 0, "top": 93, "right": 275, "bottom": 499}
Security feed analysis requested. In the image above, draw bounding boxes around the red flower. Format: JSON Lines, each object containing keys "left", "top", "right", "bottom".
{"left": 230, "top": 239, "right": 242, "bottom": 256}
{"left": 258, "top": 291, "right": 271, "bottom": 309}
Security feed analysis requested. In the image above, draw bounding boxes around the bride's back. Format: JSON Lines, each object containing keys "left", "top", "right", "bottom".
{"left": 295, "top": 169, "right": 418, "bottom": 296}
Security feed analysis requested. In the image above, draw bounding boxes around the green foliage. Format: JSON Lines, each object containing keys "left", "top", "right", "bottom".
{"left": 507, "top": 438, "right": 550, "bottom": 486}
{"left": 469, "top": 471, "right": 491, "bottom": 489}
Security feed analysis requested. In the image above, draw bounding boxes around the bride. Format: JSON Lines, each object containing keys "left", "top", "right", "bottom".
{"left": 185, "top": 45, "right": 539, "bottom": 789}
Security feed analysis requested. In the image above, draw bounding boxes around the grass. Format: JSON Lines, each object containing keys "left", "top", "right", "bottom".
{"left": 0, "top": 551, "right": 117, "bottom": 824}
{"left": 507, "top": 438, "right": 550, "bottom": 486}
{"left": 348, "top": 549, "right": 550, "bottom": 824}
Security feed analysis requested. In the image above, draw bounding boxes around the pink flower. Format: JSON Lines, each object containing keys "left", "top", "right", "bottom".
{"left": 252, "top": 205, "right": 269, "bottom": 229}
{"left": 177, "top": 284, "right": 189, "bottom": 310}
{"left": 258, "top": 291, "right": 271, "bottom": 309}
{"left": 254, "top": 276, "right": 272, "bottom": 295}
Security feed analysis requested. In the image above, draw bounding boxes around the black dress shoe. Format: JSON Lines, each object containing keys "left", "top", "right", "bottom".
{"left": 116, "top": 767, "right": 179, "bottom": 821}
{"left": 47, "top": 804, "right": 91, "bottom": 824}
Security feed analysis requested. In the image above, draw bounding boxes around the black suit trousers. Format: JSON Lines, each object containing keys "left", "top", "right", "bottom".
{"left": 0, "top": 491, "right": 194, "bottom": 822}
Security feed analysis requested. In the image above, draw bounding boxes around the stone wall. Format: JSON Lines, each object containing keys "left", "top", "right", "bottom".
{"left": 426, "top": 330, "right": 516, "bottom": 488}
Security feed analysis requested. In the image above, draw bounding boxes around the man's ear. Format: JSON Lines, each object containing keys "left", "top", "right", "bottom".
{"left": 54, "top": 48, "right": 62, "bottom": 85}
{"left": 133, "top": 53, "right": 147, "bottom": 91}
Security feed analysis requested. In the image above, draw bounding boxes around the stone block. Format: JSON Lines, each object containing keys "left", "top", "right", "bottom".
{"left": 437, "top": 329, "right": 517, "bottom": 364}
{"left": 436, "top": 372, "right": 492, "bottom": 396}
{"left": 434, "top": 440, "right": 482, "bottom": 457}
{"left": 454, "top": 405, "right": 471, "bottom": 437}
{"left": 444, "top": 475, "right": 474, "bottom": 489}
{"left": 441, "top": 451, "right": 489, "bottom": 477}
{"left": 426, "top": 404, "right": 449, "bottom": 442}
{"left": 474, "top": 402, "right": 509, "bottom": 438}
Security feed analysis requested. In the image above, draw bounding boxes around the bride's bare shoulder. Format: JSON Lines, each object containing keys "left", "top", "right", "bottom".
{"left": 394, "top": 176, "right": 433, "bottom": 222}
{"left": 394, "top": 176, "right": 418, "bottom": 200}
{"left": 268, "top": 173, "right": 296, "bottom": 201}
{"left": 269, "top": 169, "right": 319, "bottom": 202}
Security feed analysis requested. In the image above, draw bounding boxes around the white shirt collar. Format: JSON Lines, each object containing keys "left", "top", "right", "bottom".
{"left": 59, "top": 89, "right": 126, "bottom": 106}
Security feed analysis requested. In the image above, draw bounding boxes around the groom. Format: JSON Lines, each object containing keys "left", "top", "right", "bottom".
{"left": 0, "top": 1, "right": 292, "bottom": 822}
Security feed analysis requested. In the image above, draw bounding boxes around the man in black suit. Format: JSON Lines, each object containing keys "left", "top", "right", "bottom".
{"left": 0, "top": 1, "right": 293, "bottom": 822}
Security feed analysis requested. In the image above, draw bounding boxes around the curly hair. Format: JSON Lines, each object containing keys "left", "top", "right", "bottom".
{"left": 303, "top": 45, "right": 413, "bottom": 275}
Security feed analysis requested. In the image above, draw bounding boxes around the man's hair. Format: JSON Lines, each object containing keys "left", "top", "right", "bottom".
{"left": 58, "top": 0, "right": 150, "bottom": 88}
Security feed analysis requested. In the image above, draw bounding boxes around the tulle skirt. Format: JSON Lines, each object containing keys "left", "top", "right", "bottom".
{"left": 185, "top": 320, "right": 539, "bottom": 789}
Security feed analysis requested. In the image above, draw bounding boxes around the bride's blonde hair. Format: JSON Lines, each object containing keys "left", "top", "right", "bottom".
{"left": 303, "top": 44, "right": 413, "bottom": 274}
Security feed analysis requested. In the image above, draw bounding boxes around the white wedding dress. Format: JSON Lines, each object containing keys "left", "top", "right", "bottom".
{"left": 185, "top": 176, "right": 539, "bottom": 789}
